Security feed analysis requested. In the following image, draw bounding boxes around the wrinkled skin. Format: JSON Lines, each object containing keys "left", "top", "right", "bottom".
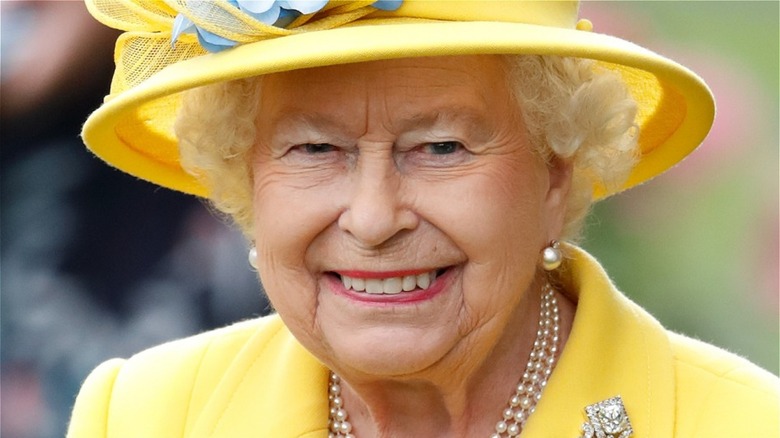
{"left": 251, "top": 55, "right": 573, "bottom": 436}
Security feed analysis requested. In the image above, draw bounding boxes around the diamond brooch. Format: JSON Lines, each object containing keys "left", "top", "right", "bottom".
{"left": 579, "top": 396, "right": 633, "bottom": 438}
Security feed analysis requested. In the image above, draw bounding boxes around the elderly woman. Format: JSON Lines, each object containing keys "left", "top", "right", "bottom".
{"left": 69, "top": 1, "right": 777, "bottom": 437}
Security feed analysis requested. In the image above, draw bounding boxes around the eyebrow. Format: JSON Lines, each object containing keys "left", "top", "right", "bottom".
{"left": 264, "top": 112, "right": 357, "bottom": 145}
{"left": 267, "top": 112, "right": 347, "bottom": 131}
{"left": 397, "top": 107, "right": 492, "bottom": 140}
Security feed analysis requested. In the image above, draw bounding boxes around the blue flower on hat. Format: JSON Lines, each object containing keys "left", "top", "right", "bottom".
{"left": 172, "top": 0, "right": 403, "bottom": 53}
{"left": 370, "top": 0, "right": 403, "bottom": 11}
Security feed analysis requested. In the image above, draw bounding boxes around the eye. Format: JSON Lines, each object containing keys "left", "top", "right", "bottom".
{"left": 425, "top": 141, "right": 463, "bottom": 155}
{"left": 297, "top": 143, "right": 336, "bottom": 154}
{"left": 400, "top": 139, "right": 471, "bottom": 169}
{"left": 280, "top": 142, "right": 344, "bottom": 167}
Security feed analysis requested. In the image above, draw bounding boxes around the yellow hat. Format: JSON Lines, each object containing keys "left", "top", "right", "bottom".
{"left": 82, "top": 0, "right": 714, "bottom": 199}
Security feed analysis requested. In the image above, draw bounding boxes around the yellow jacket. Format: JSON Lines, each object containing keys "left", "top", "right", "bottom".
{"left": 68, "top": 247, "right": 779, "bottom": 437}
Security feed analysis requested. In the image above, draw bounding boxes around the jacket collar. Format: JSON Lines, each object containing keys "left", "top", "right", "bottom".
{"left": 523, "top": 244, "right": 675, "bottom": 437}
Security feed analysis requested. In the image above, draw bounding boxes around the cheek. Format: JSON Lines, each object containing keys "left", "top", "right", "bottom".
{"left": 413, "top": 160, "right": 547, "bottom": 258}
{"left": 250, "top": 165, "right": 344, "bottom": 312}
{"left": 412, "top": 160, "right": 547, "bottom": 316}
{"left": 252, "top": 164, "right": 343, "bottom": 253}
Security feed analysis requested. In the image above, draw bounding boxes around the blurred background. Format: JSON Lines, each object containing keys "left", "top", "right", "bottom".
{"left": 580, "top": 0, "right": 779, "bottom": 374}
{"left": 1, "top": 1, "right": 777, "bottom": 437}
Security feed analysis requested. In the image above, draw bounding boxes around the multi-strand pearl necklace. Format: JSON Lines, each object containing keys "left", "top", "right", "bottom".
{"left": 328, "top": 284, "right": 560, "bottom": 438}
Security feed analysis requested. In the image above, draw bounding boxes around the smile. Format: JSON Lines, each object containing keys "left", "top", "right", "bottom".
{"left": 338, "top": 270, "right": 441, "bottom": 295}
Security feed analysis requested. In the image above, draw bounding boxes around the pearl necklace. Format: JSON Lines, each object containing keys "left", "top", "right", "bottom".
{"left": 328, "top": 284, "right": 560, "bottom": 438}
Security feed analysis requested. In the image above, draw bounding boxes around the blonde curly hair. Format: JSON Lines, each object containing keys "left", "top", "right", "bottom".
{"left": 176, "top": 55, "right": 638, "bottom": 241}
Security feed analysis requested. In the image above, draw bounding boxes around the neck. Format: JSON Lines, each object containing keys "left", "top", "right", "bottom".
{"left": 331, "top": 281, "right": 576, "bottom": 438}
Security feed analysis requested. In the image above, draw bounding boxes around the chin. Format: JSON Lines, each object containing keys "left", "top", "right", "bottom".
{"left": 325, "top": 324, "right": 460, "bottom": 378}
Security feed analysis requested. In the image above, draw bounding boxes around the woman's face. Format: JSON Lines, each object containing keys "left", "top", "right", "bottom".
{"left": 252, "top": 55, "right": 571, "bottom": 378}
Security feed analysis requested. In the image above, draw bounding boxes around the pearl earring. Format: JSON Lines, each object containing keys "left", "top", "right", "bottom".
{"left": 248, "top": 246, "right": 258, "bottom": 269}
{"left": 542, "top": 240, "right": 562, "bottom": 271}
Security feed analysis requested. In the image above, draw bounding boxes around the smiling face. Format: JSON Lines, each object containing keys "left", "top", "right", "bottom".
{"left": 251, "top": 55, "right": 571, "bottom": 379}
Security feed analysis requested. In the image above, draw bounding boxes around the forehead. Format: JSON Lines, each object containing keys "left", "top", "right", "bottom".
{"left": 259, "top": 55, "right": 512, "bottom": 120}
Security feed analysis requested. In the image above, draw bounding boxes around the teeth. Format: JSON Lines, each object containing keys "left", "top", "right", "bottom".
{"left": 416, "top": 273, "right": 430, "bottom": 289}
{"left": 383, "top": 277, "right": 403, "bottom": 294}
{"left": 351, "top": 277, "right": 366, "bottom": 292}
{"left": 366, "top": 279, "right": 383, "bottom": 294}
{"left": 339, "top": 271, "right": 439, "bottom": 294}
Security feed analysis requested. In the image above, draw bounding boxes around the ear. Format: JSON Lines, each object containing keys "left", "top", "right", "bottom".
{"left": 543, "top": 155, "right": 573, "bottom": 241}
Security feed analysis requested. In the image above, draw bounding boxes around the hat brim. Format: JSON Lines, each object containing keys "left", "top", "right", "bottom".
{"left": 82, "top": 20, "right": 714, "bottom": 198}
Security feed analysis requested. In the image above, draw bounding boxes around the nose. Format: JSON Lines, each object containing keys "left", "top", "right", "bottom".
{"left": 337, "top": 150, "right": 419, "bottom": 247}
